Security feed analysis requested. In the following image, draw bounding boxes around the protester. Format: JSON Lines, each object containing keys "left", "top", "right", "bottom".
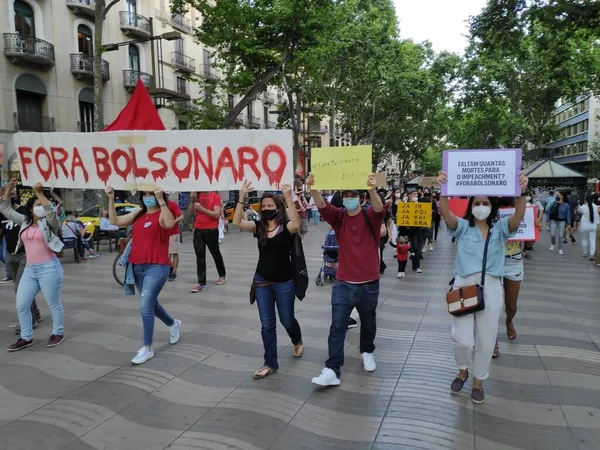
{"left": 398, "top": 191, "right": 424, "bottom": 274}
{"left": 188, "top": 191, "right": 226, "bottom": 292}
{"left": 578, "top": 195, "right": 600, "bottom": 261}
{"left": 548, "top": 191, "right": 571, "bottom": 255}
{"left": 1, "top": 180, "right": 65, "bottom": 352}
{"left": 233, "top": 181, "right": 303, "bottom": 379}
{"left": 106, "top": 186, "right": 182, "bottom": 365}
{"left": 167, "top": 198, "right": 184, "bottom": 281}
{"left": 390, "top": 235, "right": 410, "bottom": 278}
{"left": 99, "top": 210, "right": 121, "bottom": 248}
{"left": 308, "top": 173, "right": 384, "bottom": 387}
{"left": 437, "top": 170, "right": 528, "bottom": 404}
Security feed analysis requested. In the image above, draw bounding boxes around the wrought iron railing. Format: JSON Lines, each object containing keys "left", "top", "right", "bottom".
{"left": 3, "top": 33, "right": 55, "bottom": 62}
{"left": 266, "top": 120, "right": 276, "bottom": 129}
{"left": 14, "top": 112, "right": 56, "bottom": 132}
{"left": 171, "top": 14, "right": 191, "bottom": 32}
{"left": 70, "top": 53, "right": 109, "bottom": 79}
{"left": 123, "top": 69, "right": 154, "bottom": 88}
{"left": 201, "top": 64, "right": 220, "bottom": 80}
{"left": 263, "top": 92, "right": 275, "bottom": 103}
{"left": 119, "top": 11, "right": 151, "bottom": 35}
{"left": 66, "top": 0, "right": 95, "bottom": 7}
{"left": 249, "top": 116, "right": 261, "bottom": 127}
{"left": 171, "top": 51, "right": 195, "bottom": 72}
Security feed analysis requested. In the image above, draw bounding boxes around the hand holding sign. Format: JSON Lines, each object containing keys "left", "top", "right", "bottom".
{"left": 281, "top": 184, "right": 293, "bottom": 200}
{"left": 437, "top": 170, "right": 448, "bottom": 192}
{"left": 367, "top": 173, "right": 377, "bottom": 190}
{"left": 154, "top": 187, "right": 165, "bottom": 203}
{"left": 33, "top": 183, "right": 44, "bottom": 195}
{"left": 518, "top": 171, "right": 529, "bottom": 194}
{"left": 240, "top": 180, "right": 254, "bottom": 195}
{"left": 305, "top": 173, "right": 315, "bottom": 188}
{"left": 105, "top": 186, "right": 115, "bottom": 200}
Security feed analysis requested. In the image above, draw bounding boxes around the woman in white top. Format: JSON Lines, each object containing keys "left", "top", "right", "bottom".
{"left": 578, "top": 195, "right": 600, "bottom": 261}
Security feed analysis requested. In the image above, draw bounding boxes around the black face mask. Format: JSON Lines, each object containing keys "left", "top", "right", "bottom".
{"left": 261, "top": 209, "right": 277, "bottom": 221}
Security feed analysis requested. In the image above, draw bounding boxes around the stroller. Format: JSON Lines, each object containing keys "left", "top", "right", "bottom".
{"left": 315, "top": 229, "right": 339, "bottom": 286}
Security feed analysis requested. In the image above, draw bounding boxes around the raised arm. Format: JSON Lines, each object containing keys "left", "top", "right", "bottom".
{"left": 156, "top": 189, "right": 175, "bottom": 229}
{"left": 367, "top": 174, "right": 383, "bottom": 213}
{"left": 508, "top": 172, "right": 529, "bottom": 232}
{"left": 306, "top": 174, "right": 325, "bottom": 207}
{"left": 283, "top": 184, "right": 300, "bottom": 234}
{"left": 233, "top": 180, "right": 257, "bottom": 233}
{"left": 105, "top": 186, "right": 140, "bottom": 227}
{"left": 0, "top": 179, "right": 26, "bottom": 225}
{"left": 34, "top": 183, "right": 59, "bottom": 232}
{"left": 437, "top": 171, "right": 458, "bottom": 231}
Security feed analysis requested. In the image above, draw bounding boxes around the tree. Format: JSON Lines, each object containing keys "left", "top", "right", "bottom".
{"left": 93, "top": 0, "right": 120, "bottom": 132}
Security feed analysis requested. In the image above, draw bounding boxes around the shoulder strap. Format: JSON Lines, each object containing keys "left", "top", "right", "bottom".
{"left": 362, "top": 209, "right": 378, "bottom": 242}
{"left": 480, "top": 227, "right": 493, "bottom": 286}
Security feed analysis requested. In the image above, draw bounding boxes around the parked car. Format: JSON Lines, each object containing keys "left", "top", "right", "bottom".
{"left": 78, "top": 203, "right": 138, "bottom": 234}
{"left": 222, "top": 201, "right": 235, "bottom": 222}
{"left": 246, "top": 196, "right": 261, "bottom": 212}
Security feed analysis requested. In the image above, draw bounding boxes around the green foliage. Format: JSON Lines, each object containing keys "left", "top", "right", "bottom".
{"left": 589, "top": 141, "right": 600, "bottom": 179}
{"left": 419, "top": 148, "right": 443, "bottom": 176}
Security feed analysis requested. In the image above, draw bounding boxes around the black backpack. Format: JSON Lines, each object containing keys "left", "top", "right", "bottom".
{"left": 340, "top": 208, "right": 378, "bottom": 242}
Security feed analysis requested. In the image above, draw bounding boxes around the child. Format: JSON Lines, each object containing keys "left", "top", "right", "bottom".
{"left": 390, "top": 236, "right": 411, "bottom": 278}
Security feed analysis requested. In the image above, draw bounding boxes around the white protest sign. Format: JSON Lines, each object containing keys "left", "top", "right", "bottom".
{"left": 498, "top": 206, "right": 539, "bottom": 241}
{"left": 12, "top": 130, "right": 293, "bottom": 191}
{"left": 442, "top": 149, "right": 522, "bottom": 196}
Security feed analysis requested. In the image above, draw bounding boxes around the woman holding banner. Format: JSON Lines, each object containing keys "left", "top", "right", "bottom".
{"left": 437, "top": 170, "right": 528, "bottom": 404}
{"left": 106, "top": 187, "right": 182, "bottom": 365}
{"left": 1, "top": 180, "right": 66, "bottom": 352}
{"left": 233, "top": 181, "right": 303, "bottom": 379}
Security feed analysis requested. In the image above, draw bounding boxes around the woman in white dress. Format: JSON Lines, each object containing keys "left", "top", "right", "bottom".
{"left": 578, "top": 195, "right": 600, "bottom": 261}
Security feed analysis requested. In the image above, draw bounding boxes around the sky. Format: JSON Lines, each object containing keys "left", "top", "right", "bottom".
{"left": 392, "top": 0, "right": 487, "bottom": 54}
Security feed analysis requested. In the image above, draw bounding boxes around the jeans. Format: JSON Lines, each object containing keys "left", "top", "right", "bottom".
{"left": 254, "top": 273, "right": 301, "bottom": 369}
{"left": 312, "top": 209, "right": 320, "bottom": 225}
{"left": 1, "top": 237, "right": 8, "bottom": 277}
{"left": 133, "top": 264, "right": 174, "bottom": 346}
{"left": 17, "top": 258, "right": 64, "bottom": 341}
{"left": 193, "top": 228, "right": 226, "bottom": 285}
{"left": 550, "top": 220, "right": 566, "bottom": 250}
{"left": 326, "top": 280, "right": 379, "bottom": 377}
{"left": 433, "top": 214, "right": 441, "bottom": 241}
{"left": 7, "top": 252, "right": 41, "bottom": 323}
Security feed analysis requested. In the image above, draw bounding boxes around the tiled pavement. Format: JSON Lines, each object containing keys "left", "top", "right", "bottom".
{"left": 0, "top": 222, "right": 599, "bottom": 450}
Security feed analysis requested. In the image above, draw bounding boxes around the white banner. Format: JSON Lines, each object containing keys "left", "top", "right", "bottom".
{"left": 498, "top": 206, "right": 539, "bottom": 241}
{"left": 13, "top": 130, "right": 293, "bottom": 191}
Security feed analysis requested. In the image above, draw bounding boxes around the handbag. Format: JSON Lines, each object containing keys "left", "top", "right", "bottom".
{"left": 289, "top": 232, "right": 308, "bottom": 300}
{"left": 446, "top": 228, "right": 492, "bottom": 316}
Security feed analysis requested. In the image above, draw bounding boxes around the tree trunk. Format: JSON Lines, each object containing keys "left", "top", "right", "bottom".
{"left": 93, "top": 1, "right": 105, "bottom": 132}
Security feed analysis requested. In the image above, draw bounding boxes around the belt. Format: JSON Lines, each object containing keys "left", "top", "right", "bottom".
{"left": 505, "top": 252, "right": 523, "bottom": 260}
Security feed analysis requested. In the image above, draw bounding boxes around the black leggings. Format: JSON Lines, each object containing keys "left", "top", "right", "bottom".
{"left": 433, "top": 215, "right": 441, "bottom": 241}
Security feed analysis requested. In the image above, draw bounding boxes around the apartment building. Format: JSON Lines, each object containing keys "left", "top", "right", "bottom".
{"left": 547, "top": 95, "right": 600, "bottom": 173}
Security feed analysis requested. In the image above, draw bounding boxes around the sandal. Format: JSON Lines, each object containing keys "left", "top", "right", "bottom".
{"left": 507, "top": 322, "right": 517, "bottom": 340}
{"left": 492, "top": 340, "right": 500, "bottom": 358}
{"left": 216, "top": 277, "right": 226, "bottom": 285}
{"left": 293, "top": 342, "right": 304, "bottom": 357}
{"left": 253, "top": 366, "right": 276, "bottom": 380}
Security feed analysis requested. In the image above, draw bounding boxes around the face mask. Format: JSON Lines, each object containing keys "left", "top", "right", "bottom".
{"left": 555, "top": 196, "right": 561, "bottom": 201}
{"left": 261, "top": 209, "right": 277, "bottom": 221}
{"left": 33, "top": 206, "right": 46, "bottom": 218}
{"left": 143, "top": 197, "right": 157, "bottom": 208}
{"left": 472, "top": 205, "right": 491, "bottom": 221}
{"left": 411, "top": 197, "right": 418, "bottom": 202}
{"left": 343, "top": 198, "right": 360, "bottom": 211}
{"left": 402, "top": 196, "right": 408, "bottom": 202}
{"left": 395, "top": 193, "right": 401, "bottom": 199}
{"left": 526, "top": 196, "right": 531, "bottom": 202}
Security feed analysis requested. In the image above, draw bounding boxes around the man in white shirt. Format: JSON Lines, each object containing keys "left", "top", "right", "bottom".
{"left": 99, "top": 210, "right": 120, "bottom": 247}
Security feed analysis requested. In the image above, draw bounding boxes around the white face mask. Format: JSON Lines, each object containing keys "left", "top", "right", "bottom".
{"left": 526, "top": 196, "right": 531, "bottom": 202}
{"left": 33, "top": 206, "right": 47, "bottom": 218}
{"left": 402, "top": 196, "right": 408, "bottom": 202}
{"left": 411, "top": 197, "right": 418, "bottom": 202}
{"left": 395, "top": 193, "right": 401, "bottom": 199}
{"left": 472, "top": 205, "right": 491, "bottom": 221}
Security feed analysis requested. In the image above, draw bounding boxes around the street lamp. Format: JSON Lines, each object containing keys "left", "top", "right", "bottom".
{"left": 102, "top": 31, "right": 182, "bottom": 52}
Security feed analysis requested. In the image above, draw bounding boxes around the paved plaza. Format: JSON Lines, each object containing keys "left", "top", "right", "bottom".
{"left": 0, "top": 222, "right": 599, "bottom": 450}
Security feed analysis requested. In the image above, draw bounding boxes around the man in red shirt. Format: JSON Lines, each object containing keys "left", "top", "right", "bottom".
{"left": 188, "top": 191, "right": 226, "bottom": 292}
{"left": 166, "top": 196, "right": 185, "bottom": 281}
{"left": 307, "top": 173, "right": 384, "bottom": 387}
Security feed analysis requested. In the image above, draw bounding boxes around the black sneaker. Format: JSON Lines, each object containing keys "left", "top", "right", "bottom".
{"left": 0, "top": 276, "right": 12, "bottom": 283}
{"left": 570, "top": 234, "right": 576, "bottom": 244}
{"left": 471, "top": 387, "right": 485, "bottom": 404}
{"left": 7, "top": 338, "right": 33, "bottom": 352}
{"left": 451, "top": 371, "right": 469, "bottom": 394}
{"left": 169, "top": 273, "right": 178, "bottom": 282}
{"left": 348, "top": 318, "right": 358, "bottom": 329}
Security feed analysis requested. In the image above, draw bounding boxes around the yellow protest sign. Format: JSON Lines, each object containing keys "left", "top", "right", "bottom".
{"left": 311, "top": 145, "right": 372, "bottom": 190}
{"left": 396, "top": 202, "right": 432, "bottom": 227}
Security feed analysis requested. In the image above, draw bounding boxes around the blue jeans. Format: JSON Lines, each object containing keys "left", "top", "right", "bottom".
{"left": 550, "top": 220, "right": 567, "bottom": 251}
{"left": 254, "top": 273, "right": 302, "bottom": 370}
{"left": 0, "top": 237, "right": 8, "bottom": 277}
{"left": 17, "top": 258, "right": 64, "bottom": 341}
{"left": 133, "top": 264, "right": 174, "bottom": 346}
{"left": 326, "top": 280, "right": 379, "bottom": 377}
{"left": 312, "top": 209, "right": 320, "bottom": 225}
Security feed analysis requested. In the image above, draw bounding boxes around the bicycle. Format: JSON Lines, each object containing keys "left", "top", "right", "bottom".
{"left": 113, "top": 237, "right": 130, "bottom": 287}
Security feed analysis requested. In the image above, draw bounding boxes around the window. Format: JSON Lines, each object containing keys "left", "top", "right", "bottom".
{"left": 204, "top": 87, "right": 212, "bottom": 102}
{"left": 126, "top": 0, "right": 136, "bottom": 15}
{"left": 128, "top": 44, "right": 140, "bottom": 72}
{"left": 14, "top": 0, "right": 35, "bottom": 38}
{"left": 77, "top": 24, "right": 93, "bottom": 56}
{"left": 203, "top": 48, "right": 211, "bottom": 65}
{"left": 264, "top": 106, "right": 269, "bottom": 124}
{"left": 228, "top": 94, "right": 234, "bottom": 110}
{"left": 175, "top": 38, "right": 183, "bottom": 55}
{"left": 176, "top": 76, "right": 186, "bottom": 95}
{"left": 178, "top": 120, "right": 187, "bottom": 130}
{"left": 79, "top": 101, "right": 94, "bottom": 132}
{"left": 247, "top": 102, "right": 253, "bottom": 118}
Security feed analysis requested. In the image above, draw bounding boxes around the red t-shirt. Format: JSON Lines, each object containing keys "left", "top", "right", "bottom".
{"left": 193, "top": 192, "right": 221, "bottom": 229}
{"left": 319, "top": 202, "right": 385, "bottom": 282}
{"left": 396, "top": 243, "right": 410, "bottom": 262}
{"left": 129, "top": 210, "right": 171, "bottom": 265}
{"left": 168, "top": 200, "right": 182, "bottom": 236}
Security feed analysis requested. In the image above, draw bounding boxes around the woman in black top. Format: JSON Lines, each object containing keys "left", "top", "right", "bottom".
{"left": 233, "top": 181, "right": 302, "bottom": 379}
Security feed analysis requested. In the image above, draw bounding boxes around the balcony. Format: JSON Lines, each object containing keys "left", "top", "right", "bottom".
{"left": 233, "top": 115, "right": 244, "bottom": 126}
{"left": 172, "top": 100, "right": 198, "bottom": 111}
{"left": 66, "top": 0, "right": 95, "bottom": 18}
{"left": 14, "top": 112, "right": 55, "bottom": 132}
{"left": 200, "top": 64, "right": 220, "bottom": 81}
{"left": 3, "top": 33, "right": 55, "bottom": 69}
{"left": 119, "top": 11, "right": 152, "bottom": 39}
{"left": 263, "top": 92, "right": 275, "bottom": 104}
{"left": 248, "top": 116, "right": 261, "bottom": 129}
{"left": 171, "top": 52, "right": 195, "bottom": 73}
{"left": 265, "top": 120, "right": 276, "bottom": 129}
{"left": 171, "top": 14, "right": 191, "bottom": 33}
{"left": 123, "top": 69, "right": 154, "bottom": 91}
{"left": 70, "top": 54, "right": 110, "bottom": 82}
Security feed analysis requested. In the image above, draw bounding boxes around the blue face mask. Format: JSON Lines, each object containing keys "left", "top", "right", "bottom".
{"left": 343, "top": 198, "right": 360, "bottom": 211}
{"left": 143, "top": 197, "right": 157, "bottom": 208}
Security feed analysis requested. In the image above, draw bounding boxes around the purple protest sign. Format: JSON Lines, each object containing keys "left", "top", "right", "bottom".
{"left": 441, "top": 148, "right": 522, "bottom": 197}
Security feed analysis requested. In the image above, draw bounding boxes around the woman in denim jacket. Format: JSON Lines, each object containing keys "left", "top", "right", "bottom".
{"left": 0, "top": 180, "right": 65, "bottom": 352}
{"left": 548, "top": 192, "right": 571, "bottom": 255}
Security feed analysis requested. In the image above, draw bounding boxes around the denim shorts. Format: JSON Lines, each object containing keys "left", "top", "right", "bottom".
{"left": 504, "top": 253, "right": 524, "bottom": 282}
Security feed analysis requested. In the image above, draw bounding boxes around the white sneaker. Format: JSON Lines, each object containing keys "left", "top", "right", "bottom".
{"left": 362, "top": 352, "right": 376, "bottom": 372}
{"left": 397, "top": 272, "right": 402, "bottom": 279}
{"left": 416, "top": 268, "right": 423, "bottom": 274}
{"left": 422, "top": 247, "right": 427, "bottom": 253}
{"left": 401, "top": 272, "right": 405, "bottom": 278}
{"left": 169, "top": 319, "right": 181, "bottom": 344}
{"left": 549, "top": 245, "right": 555, "bottom": 251}
{"left": 558, "top": 250, "right": 564, "bottom": 255}
{"left": 429, "top": 244, "right": 434, "bottom": 252}
{"left": 131, "top": 347, "right": 154, "bottom": 365}
{"left": 311, "top": 368, "right": 341, "bottom": 386}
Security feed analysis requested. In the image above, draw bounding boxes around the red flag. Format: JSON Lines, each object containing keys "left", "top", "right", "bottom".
{"left": 104, "top": 79, "right": 165, "bottom": 131}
